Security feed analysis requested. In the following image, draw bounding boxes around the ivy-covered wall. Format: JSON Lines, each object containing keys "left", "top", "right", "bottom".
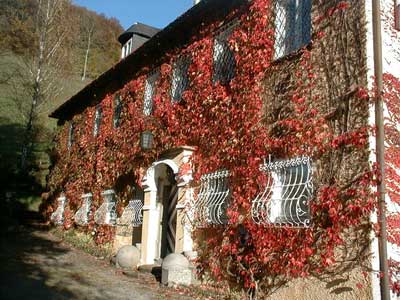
{"left": 43, "top": 0, "right": 380, "bottom": 297}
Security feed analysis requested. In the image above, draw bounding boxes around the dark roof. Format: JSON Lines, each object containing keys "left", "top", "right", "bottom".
{"left": 50, "top": 0, "right": 248, "bottom": 120}
{"left": 118, "top": 22, "right": 160, "bottom": 45}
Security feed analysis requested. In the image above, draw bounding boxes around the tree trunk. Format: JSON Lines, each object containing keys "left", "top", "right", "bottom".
{"left": 82, "top": 25, "right": 94, "bottom": 81}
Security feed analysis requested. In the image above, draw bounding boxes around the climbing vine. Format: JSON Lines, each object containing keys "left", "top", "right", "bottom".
{"left": 42, "top": 0, "right": 400, "bottom": 297}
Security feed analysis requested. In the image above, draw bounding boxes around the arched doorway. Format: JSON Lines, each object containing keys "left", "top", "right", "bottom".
{"left": 140, "top": 148, "right": 195, "bottom": 265}
{"left": 157, "top": 164, "right": 178, "bottom": 258}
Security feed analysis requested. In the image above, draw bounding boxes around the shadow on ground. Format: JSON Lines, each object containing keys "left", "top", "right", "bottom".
{"left": 0, "top": 221, "right": 75, "bottom": 300}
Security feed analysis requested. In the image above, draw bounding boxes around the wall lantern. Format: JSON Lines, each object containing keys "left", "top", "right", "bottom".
{"left": 140, "top": 131, "right": 154, "bottom": 150}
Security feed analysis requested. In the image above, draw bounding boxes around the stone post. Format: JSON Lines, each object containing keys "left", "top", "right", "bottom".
{"left": 75, "top": 193, "right": 92, "bottom": 226}
{"left": 94, "top": 189, "right": 117, "bottom": 225}
{"left": 50, "top": 195, "right": 67, "bottom": 225}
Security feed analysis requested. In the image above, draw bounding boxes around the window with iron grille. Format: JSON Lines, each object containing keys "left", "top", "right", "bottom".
{"left": 251, "top": 156, "right": 313, "bottom": 227}
{"left": 194, "top": 170, "right": 230, "bottom": 226}
{"left": 274, "top": 0, "right": 312, "bottom": 60}
{"left": 113, "top": 94, "right": 123, "bottom": 128}
{"left": 143, "top": 71, "right": 159, "bottom": 115}
{"left": 68, "top": 122, "right": 74, "bottom": 149}
{"left": 171, "top": 56, "right": 191, "bottom": 102}
{"left": 93, "top": 105, "right": 102, "bottom": 136}
{"left": 118, "top": 186, "right": 144, "bottom": 227}
{"left": 213, "top": 22, "right": 237, "bottom": 85}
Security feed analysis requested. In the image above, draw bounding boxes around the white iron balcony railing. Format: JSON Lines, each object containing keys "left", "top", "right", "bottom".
{"left": 51, "top": 195, "right": 67, "bottom": 225}
{"left": 194, "top": 170, "right": 230, "bottom": 226}
{"left": 75, "top": 193, "right": 92, "bottom": 226}
{"left": 94, "top": 189, "right": 117, "bottom": 225}
{"left": 251, "top": 156, "right": 313, "bottom": 227}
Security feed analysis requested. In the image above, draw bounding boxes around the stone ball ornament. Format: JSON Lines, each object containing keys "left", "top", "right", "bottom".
{"left": 161, "top": 253, "right": 190, "bottom": 270}
{"left": 116, "top": 245, "right": 141, "bottom": 269}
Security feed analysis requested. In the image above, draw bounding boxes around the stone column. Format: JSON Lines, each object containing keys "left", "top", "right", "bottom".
{"left": 141, "top": 188, "right": 159, "bottom": 264}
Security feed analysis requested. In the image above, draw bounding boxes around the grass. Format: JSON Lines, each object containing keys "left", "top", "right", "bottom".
{"left": 51, "top": 227, "right": 113, "bottom": 259}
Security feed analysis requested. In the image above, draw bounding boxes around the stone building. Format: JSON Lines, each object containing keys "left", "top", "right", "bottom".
{"left": 47, "top": 0, "right": 400, "bottom": 299}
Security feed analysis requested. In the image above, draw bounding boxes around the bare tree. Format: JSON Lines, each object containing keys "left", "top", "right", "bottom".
{"left": 81, "top": 14, "right": 95, "bottom": 81}
{"left": 20, "top": 0, "right": 71, "bottom": 171}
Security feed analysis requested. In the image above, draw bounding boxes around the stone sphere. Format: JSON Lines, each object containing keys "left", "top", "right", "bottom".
{"left": 116, "top": 245, "right": 140, "bottom": 269}
{"left": 162, "top": 253, "right": 189, "bottom": 271}
{"left": 183, "top": 250, "right": 198, "bottom": 260}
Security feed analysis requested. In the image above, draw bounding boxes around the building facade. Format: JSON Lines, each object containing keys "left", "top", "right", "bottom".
{"left": 45, "top": 0, "right": 400, "bottom": 299}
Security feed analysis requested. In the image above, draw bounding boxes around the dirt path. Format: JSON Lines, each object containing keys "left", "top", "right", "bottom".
{"left": 0, "top": 223, "right": 194, "bottom": 300}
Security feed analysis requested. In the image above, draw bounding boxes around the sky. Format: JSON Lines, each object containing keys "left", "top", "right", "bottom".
{"left": 72, "top": 0, "right": 194, "bottom": 30}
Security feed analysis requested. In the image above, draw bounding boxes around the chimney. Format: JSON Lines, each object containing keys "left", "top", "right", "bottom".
{"left": 193, "top": 0, "right": 201, "bottom": 5}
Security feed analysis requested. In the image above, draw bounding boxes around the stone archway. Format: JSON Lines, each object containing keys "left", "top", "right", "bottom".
{"left": 140, "top": 147, "right": 195, "bottom": 265}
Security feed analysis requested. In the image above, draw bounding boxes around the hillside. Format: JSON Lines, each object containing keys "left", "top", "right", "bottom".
{"left": 0, "top": 0, "right": 123, "bottom": 198}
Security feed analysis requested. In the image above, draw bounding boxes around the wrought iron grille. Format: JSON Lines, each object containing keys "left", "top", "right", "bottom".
{"left": 213, "top": 22, "right": 237, "bottom": 85}
{"left": 118, "top": 186, "right": 144, "bottom": 227}
{"left": 50, "top": 195, "right": 67, "bottom": 225}
{"left": 75, "top": 193, "right": 92, "bottom": 226}
{"left": 251, "top": 156, "right": 313, "bottom": 227}
{"left": 94, "top": 189, "right": 117, "bottom": 225}
{"left": 113, "top": 94, "right": 123, "bottom": 128}
{"left": 194, "top": 170, "right": 230, "bottom": 226}
{"left": 143, "top": 71, "right": 159, "bottom": 115}
{"left": 274, "top": 0, "right": 312, "bottom": 59}
{"left": 93, "top": 105, "right": 102, "bottom": 136}
{"left": 171, "top": 56, "right": 191, "bottom": 102}
{"left": 68, "top": 122, "right": 74, "bottom": 149}
{"left": 118, "top": 199, "right": 144, "bottom": 227}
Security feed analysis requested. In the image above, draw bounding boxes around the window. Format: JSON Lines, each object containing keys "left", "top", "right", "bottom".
{"left": 113, "top": 94, "right": 123, "bottom": 128}
{"left": 68, "top": 122, "right": 74, "bottom": 149}
{"left": 213, "top": 22, "right": 237, "bottom": 85}
{"left": 118, "top": 186, "right": 144, "bottom": 227}
{"left": 274, "top": 0, "right": 312, "bottom": 60}
{"left": 93, "top": 105, "right": 102, "bottom": 136}
{"left": 143, "top": 70, "right": 159, "bottom": 115}
{"left": 171, "top": 56, "right": 191, "bottom": 102}
{"left": 251, "top": 156, "right": 313, "bottom": 227}
{"left": 121, "top": 38, "right": 133, "bottom": 59}
{"left": 194, "top": 170, "right": 230, "bottom": 226}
